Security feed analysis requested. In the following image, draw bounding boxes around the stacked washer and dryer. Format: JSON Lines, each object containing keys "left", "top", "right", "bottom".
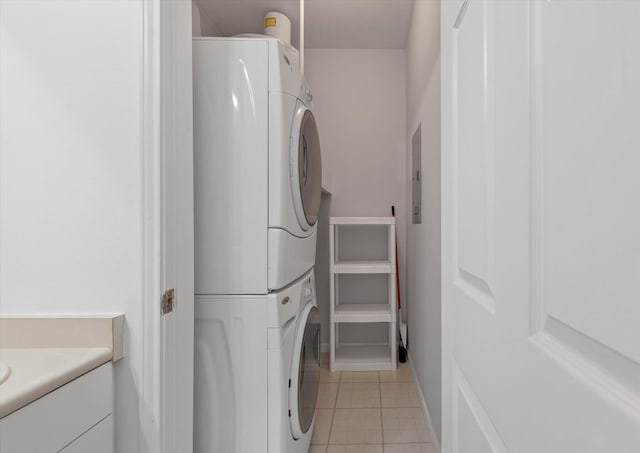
{"left": 193, "top": 37, "right": 323, "bottom": 453}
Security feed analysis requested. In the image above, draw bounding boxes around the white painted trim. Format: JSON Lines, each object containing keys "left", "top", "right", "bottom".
{"left": 159, "top": 1, "right": 176, "bottom": 451}
{"left": 141, "top": 0, "right": 163, "bottom": 451}
{"left": 440, "top": 2, "right": 457, "bottom": 451}
{"left": 408, "top": 352, "right": 441, "bottom": 453}
{"left": 142, "top": 2, "right": 195, "bottom": 451}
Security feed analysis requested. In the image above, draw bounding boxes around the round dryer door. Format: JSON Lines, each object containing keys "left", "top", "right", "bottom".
{"left": 290, "top": 102, "right": 322, "bottom": 230}
{"left": 289, "top": 303, "right": 320, "bottom": 439}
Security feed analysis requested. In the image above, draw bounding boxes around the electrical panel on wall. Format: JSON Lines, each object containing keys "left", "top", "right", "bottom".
{"left": 412, "top": 124, "right": 422, "bottom": 224}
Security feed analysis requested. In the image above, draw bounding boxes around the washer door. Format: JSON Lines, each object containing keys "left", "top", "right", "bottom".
{"left": 289, "top": 303, "right": 321, "bottom": 439}
{"left": 290, "top": 102, "right": 322, "bottom": 231}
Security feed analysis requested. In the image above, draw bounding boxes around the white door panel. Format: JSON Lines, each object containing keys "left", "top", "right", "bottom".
{"left": 453, "top": 364, "right": 507, "bottom": 453}
{"left": 534, "top": 0, "right": 640, "bottom": 363}
{"left": 453, "top": 0, "right": 496, "bottom": 311}
{"left": 442, "top": 1, "right": 640, "bottom": 452}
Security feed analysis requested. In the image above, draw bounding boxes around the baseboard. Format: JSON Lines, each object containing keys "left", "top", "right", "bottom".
{"left": 408, "top": 352, "right": 442, "bottom": 453}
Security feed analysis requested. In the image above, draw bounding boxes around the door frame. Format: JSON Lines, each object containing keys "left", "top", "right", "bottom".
{"left": 141, "top": 1, "right": 194, "bottom": 452}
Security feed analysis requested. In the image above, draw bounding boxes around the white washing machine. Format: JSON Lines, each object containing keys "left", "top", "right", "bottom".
{"left": 194, "top": 269, "right": 320, "bottom": 453}
{"left": 193, "top": 36, "right": 322, "bottom": 453}
{"left": 193, "top": 36, "right": 322, "bottom": 295}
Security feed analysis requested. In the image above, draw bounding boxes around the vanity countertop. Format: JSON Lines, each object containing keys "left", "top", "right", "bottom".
{"left": 0, "top": 315, "right": 124, "bottom": 419}
{"left": 0, "top": 347, "right": 111, "bottom": 418}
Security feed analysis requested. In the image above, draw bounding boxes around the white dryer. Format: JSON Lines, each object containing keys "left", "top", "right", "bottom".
{"left": 193, "top": 37, "right": 322, "bottom": 295}
{"left": 194, "top": 269, "right": 320, "bottom": 453}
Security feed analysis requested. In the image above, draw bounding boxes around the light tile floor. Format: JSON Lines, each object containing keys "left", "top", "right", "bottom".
{"left": 310, "top": 353, "right": 435, "bottom": 453}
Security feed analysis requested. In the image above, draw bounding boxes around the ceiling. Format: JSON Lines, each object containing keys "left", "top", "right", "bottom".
{"left": 196, "top": 0, "right": 415, "bottom": 49}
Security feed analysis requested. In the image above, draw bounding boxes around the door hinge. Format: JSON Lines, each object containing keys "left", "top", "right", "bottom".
{"left": 161, "top": 288, "right": 175, "bottom": 315}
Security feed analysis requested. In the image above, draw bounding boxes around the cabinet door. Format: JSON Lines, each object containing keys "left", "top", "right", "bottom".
{"left": 62, "top": 416, "right": 113, "bottom": 453}
{"left": 0, "top": 363, "right": 112, "bottom": 452}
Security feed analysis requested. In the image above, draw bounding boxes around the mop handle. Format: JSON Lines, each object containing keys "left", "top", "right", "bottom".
{"left": 391, "top": 206, "right": 401, "bottom": 310}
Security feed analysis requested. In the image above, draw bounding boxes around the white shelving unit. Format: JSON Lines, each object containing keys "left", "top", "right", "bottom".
{"left": 329, "top": 216, "right": 397, "bottom": 371}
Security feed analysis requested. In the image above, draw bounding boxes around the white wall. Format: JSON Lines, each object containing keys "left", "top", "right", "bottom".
{"left": 406, "top": 1, "right": 441, "bottom": 125}
{"left": 305, "top": 49, "right": 407, "bottom": 346}
{"left": 1, "top": 2, "right": 144, "bottom": 451}
{"left": 192, "top": 1, "right": 222, "bottom": 37}
{"left": 314, "top": 193, "right": 332, "bottom": 349}
{"left": 405, "top": 0, "right": 442, "bottom": 445}
{"left": 193, "top": 1, "right": 203, "bottom": 36}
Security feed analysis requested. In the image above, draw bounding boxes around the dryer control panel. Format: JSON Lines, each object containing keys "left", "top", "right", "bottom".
{"left": 267, "top": 269, "right": 315, "bottom": 328}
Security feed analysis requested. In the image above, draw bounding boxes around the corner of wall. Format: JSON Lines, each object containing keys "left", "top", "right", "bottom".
{"left": 405, "top": 0, "right": 442, "bottom": 445}
{"left": 408, "top": 352, "right": 442, "bottom": 453}
{"left": 192, "top": 1, "right": 202, "bottom": 37}
{"left": 193, "top": 1, "right": 222, "bottom": 37}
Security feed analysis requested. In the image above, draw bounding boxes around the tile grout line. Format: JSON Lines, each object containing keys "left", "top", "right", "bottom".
{"left": 327, "top": 373, "right": 337, "bottom": 446}
{"left": 319, "top": 369, "right": 426, "bottom": 450}
{"left": 379, "top": 371, "right": 384, "bottom": 448}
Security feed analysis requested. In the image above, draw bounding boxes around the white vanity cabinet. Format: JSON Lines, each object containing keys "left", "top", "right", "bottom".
{"left": 0, "top": 362, "right": 113, "bottom": 453}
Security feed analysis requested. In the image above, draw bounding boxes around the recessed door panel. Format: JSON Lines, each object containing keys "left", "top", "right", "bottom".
{"left": 453, "top": 0, "right": 496, "bottom": 311}
{"left": 534, "top": 0, "right": 640, "bottom": 364}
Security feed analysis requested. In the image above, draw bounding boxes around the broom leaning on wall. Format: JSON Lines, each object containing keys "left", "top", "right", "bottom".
{"left": 392, "top": 206, "right": 407, "bottom": 363}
